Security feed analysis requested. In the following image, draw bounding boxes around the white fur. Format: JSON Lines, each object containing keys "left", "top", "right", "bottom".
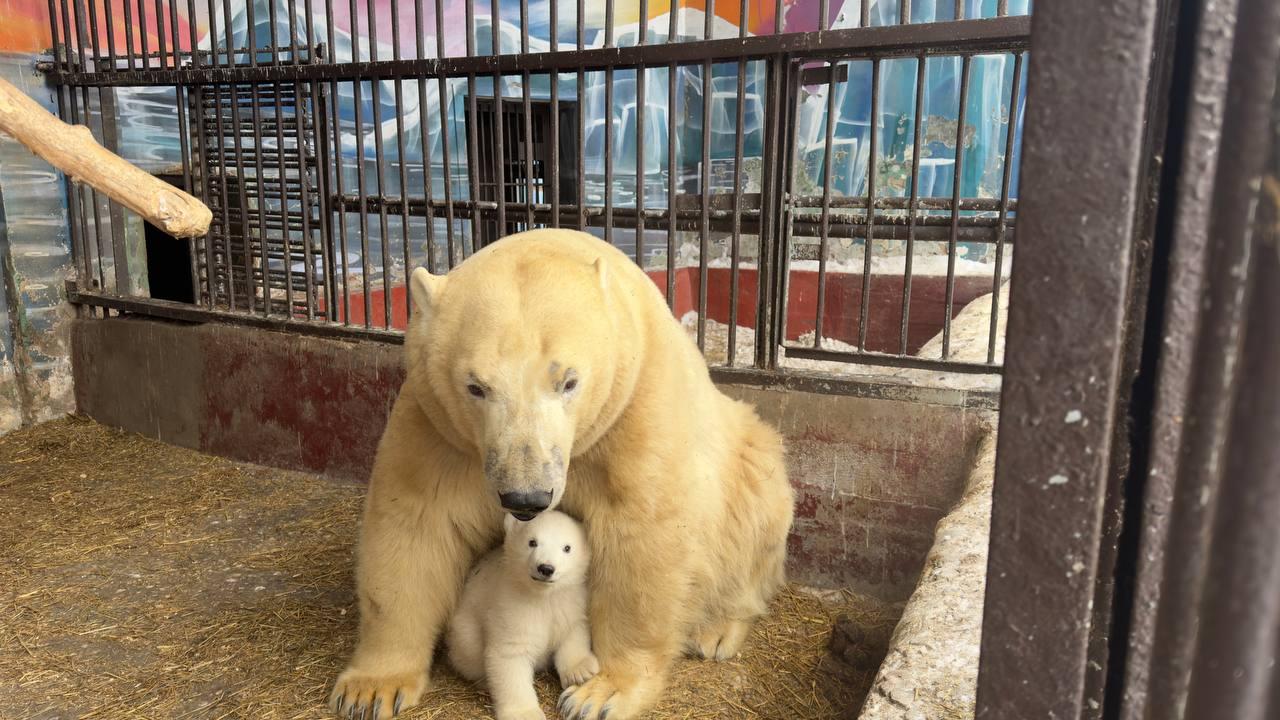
{"left": 447, "top": 511, "right": 598, "bottom": 720}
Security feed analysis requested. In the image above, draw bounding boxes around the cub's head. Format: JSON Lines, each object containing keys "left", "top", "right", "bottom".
{"left": 406, "top": 233, "right": 640, "bottom": 520}
{"left": 501, "top": 510, "right": 590, "bottom": 587}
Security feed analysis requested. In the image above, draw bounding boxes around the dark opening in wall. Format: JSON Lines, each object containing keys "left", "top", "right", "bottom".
{"left": 145, "top": 171, "right": 195, "bottom": 304}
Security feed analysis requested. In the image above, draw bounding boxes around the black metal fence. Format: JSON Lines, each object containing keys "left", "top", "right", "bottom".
{"left": 45, "top": 0, "right": 1030, "bottom": 388}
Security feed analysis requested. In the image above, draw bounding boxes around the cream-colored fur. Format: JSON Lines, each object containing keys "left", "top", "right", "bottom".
{"left": 447, "top": 511, "right": 598, "bottom": 720}
{"left": 329, "top": 229, "right": 794, "bottom": 720}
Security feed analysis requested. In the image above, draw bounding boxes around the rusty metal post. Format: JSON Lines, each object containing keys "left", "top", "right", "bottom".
{"left": 975, "top": 0, "right": 1166, "bottom": 717}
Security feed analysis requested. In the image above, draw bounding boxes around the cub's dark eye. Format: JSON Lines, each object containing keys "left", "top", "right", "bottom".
{"left": 528, "top": 539, "right": 537, "bottom": 548}
{"left": 562, "top": 378, "right": 578, "bottom": 393}
{"left": 563, "top": 545, "right": 571, "bottom": 553}
{"left": 466, "top": 383, "right": 486, "bottom": 399}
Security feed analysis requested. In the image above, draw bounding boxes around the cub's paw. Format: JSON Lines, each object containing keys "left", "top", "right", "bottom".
{"left": 329, "top": 667, "right": 427, "bottom": 719}
{"left": 693, "top": 620, "right": 751, "bottom": 661}
{"left": 496, "top": 704, "right": 546, "bottom": 720}
{"left": 557, "top": 652, "right": 600, "bottom": 688}
{"left": 558, "top": 674, "right": 643, "bottom": 720}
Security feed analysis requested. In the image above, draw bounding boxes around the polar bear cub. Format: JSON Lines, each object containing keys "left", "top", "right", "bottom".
{"left": 446, "top": 511, "right": 599, "bottom": 720}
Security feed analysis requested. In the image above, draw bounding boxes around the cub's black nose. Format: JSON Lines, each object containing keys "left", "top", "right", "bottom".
{"left": 499, "top": 490, "right": 553, "bottom": 520}
{"left": 537, "top": 564, "right": 556, "bottom": 578}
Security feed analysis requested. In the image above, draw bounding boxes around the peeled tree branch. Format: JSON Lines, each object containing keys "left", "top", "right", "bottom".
{"left": 0, "top": 77, "right": 212, "bottom": 238}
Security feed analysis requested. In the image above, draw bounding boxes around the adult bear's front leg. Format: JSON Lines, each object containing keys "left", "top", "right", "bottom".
{"left": 330, "top": 399, "right": 498, "bottom": 720}
{"left": 557, "top": 512, "right": 688, "bottom": 720}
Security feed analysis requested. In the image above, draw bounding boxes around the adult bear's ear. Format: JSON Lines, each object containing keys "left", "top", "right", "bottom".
{"left": 409, "top": 266, "right": 446, "bottom": 321}
{"left": 592, "top": 257, "right": 608, "bottom": 290}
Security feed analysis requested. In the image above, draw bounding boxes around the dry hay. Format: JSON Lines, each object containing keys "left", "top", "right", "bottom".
{"left": 0, "top": 417, "right": 899, "bottom": 719}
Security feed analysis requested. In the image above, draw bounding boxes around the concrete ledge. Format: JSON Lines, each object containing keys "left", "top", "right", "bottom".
{"left": 858, "top": 421, "right": 997, "bottom": 719}
{"left": 72, "top": 315, "right": 987, "bottom": 599}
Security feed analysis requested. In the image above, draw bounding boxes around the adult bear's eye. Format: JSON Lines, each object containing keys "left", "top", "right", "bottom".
{"left": 563, "top": 545, "right": 571, "bottom": 553}
{"left": 466, "top": 383, "right": 486, "bottom": 399}
{"left": 528, "top": 539, "right": 538, "bottom": 548}
{"left": 562, "top": 377, "right": 578, "bottom": 393}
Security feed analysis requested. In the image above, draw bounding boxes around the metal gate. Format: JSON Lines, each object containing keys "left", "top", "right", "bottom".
{"left": 42, "top": 1, "right": 1031, "bottom": 399}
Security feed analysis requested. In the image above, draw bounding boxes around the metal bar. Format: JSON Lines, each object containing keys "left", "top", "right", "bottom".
{"left": 521, "top": 0, "right": 534, "bottom": 231}
{"left": 790, "top": 194, "right": 1016, "bottom": 211}
{"left": 293, "top": 82, "right": 317, "bottom": 320}
{"left": 412, "top": 14, "right": 434, "bottom": 276}
{"left": 330, "top": 80, "right": 351, "bottom": 324}
{"left": 210, "top": 83, "right": 235, "bottom": 308}
{"left": 632, "top": 0, "right": 648, "bottom": 260}
{"left": 548, "top": 0, "right": 560, "bottom": 229}
{"left": 58, "top": 0, "right": 77, "bottom": 71}
{"left": 635, "top": 64, "right": 646, "bottom": 264}
{"left": 1179, "top": 5, "right": 1280, "bottom": 715}
{"left": 137, "top": 0, "right": 150, "bottom": 70}
{"left": 575, "top": 0, "right": 584, "bottom": 233}
{"left": 351, "top": 85, "right": 372, "bottom": 321}
{"left": 492, "top": 0, "right": 505, "bottom": 241}
{"left": 271, "top": 80, "right": 296, "bottom": 315}
{"left": 151, "top": 0, "right": 166, "bottom": 67}
{"left": 941, "top": 54, "right": 971, "bottom": 359}
{"left": 783, "top": 344, "right": 999, "bottom": 374}
{"left": 96, "top": 87, "right": 129, "bottom": 295}
{"left": 604, "top": 67, "right": 614, "bottom": 244}
{"left": 697, "top": 59, "right": 712, "bottom": 352}
{"left": 51, "top": 16, "right": 1033, "bottom": 85}
{"left": 367, "top": 0, "right": 392, "bottom": 325}
{"left": 332, "top": 195, "right": 1009, "bottom": 238}
{"left": 314, "top": 81, "right": 336, "bottom": 321}
{"left": 813, "top": 61, "right": 837, "bottom": 349}
{"left": 203, "top": 0, "right": 216, "bottom": 68}
{"left": 986, "top": 51, "right": 1022, "bottom": 363}
{"left": 727, "top": 53, "right": 745, "bottom": 366}
{"left": 174, "top": 86, "right": 200, "bottom": 299}
{"left": 53, "top": 84, "right": 89, "bottom": 290}
{"left": 898, "top": 54, "right": 926, "bottom": 354}
{"left": 857, "top": 57, "right": 881, "bottom": 350}
{"left": 709, "top": 365, "right": 999, "bottom": 409}
{"left": 102, "top": 0, "right": 118, "bottom": 67}
{"left": 666, "top": 62, "right": 676, "bottom": 310}
{"left": 1123, "top": 2, "right": 1280, "bottom": 717}
{"left": 757, "top": 53, "right": 785, "bottom": 369}
{"left": 773, "top": 60, "right": 802, "bottom": 370}
{"left": 975, "top": 0, "right": 1166, "bottom": 717}
{"left": 191, "top": 84, "right": 217, "bottom": 307}
{"left": 247, "top": 82, "right": 274, "bottom": 316}
{"left": 45, "top": 0, "right": 62, "bottom": 72}
{"left": 71, "top": 286, "right": 405, "bottom": 341}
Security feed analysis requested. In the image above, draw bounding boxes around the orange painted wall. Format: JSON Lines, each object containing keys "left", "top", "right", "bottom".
{"left": 0, "top": 0, "right": 52, "bottom": 53}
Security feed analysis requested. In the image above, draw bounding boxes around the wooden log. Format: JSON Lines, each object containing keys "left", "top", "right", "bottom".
{"left": 0, "top": 77, "right": 212, "bottom": 238}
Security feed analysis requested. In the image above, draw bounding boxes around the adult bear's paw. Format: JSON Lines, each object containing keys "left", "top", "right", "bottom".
{"left": 557, "top": 673, "right": 648, "bottom": 720}
{"left": 329, "top": 666, "right": 427, "bottom": 719}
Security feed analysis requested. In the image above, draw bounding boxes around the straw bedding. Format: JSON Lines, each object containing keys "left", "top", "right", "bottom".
{"left": 0, "top": 417, "right": 899, "bottom": 719}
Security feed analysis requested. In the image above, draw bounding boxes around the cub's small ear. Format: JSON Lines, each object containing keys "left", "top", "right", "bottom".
{"left": 592, "top": 257, "right": 608, "bottom": 290}
{"left": 502, "top": 513, "right": 519, "bottom": 536}
{"left": 409, "top": 267, "right": 446, "bottom": 318}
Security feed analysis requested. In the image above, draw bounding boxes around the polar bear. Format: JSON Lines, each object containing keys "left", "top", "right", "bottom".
{"left": 329, "top": 228, "right": 794, "bottom": 720}
{"left": 446, "top": 511, "right": 598, "bottom": 720}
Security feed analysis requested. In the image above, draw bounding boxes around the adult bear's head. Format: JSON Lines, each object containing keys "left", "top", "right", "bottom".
{"left": 404, "top": 230, "right": 646, "bottom": 520}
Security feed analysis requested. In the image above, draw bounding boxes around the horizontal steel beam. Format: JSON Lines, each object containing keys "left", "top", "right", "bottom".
{"left": 46, "top": 16, "right": 1030, "bottom": 87}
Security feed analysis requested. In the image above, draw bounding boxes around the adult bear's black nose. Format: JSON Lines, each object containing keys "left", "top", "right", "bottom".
{"left": 537, "top": 564, "right": 555, "bottom": 578}
{"left": 499, "top": 490, "right": 553, "bottom": 520}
